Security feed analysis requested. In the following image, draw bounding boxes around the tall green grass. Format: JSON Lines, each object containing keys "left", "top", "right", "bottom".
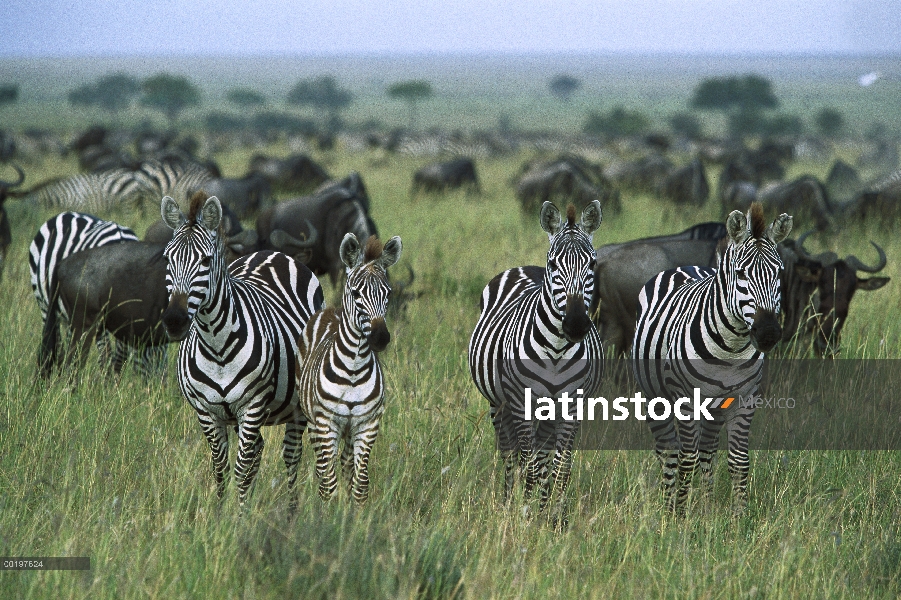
{"left": 1, "top": 141, "right": 901, "bottom": 598}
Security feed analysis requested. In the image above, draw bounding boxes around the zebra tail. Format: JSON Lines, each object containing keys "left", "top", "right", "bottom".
{"left": 38, "top": 264, "right": 62, "bottom": 378}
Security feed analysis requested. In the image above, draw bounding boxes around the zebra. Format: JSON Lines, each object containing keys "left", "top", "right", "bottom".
{"left": 631, "top": 202, "right": 792, "bottom": 514}
{"left": 468, "top": 201, "right": 604, "bottom": 524}
{"left": 295, "top": 233, "right": 401, "bottom": 503}
{"left": 29, "top": 211, "right": 144, "bottom": 373}
{"left": 160, "top": 191, "right": 324, "bottom": 509}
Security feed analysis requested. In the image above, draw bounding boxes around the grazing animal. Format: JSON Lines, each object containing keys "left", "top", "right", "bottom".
{"left": 659, "top": 159, "right": 709, "bottom": 206}
{"left": 632, "top": 203, "right": 792, "bottom": 513}
{"left": 752, "top": 175, "right": 832, "bottom": 231}
{"left": 411, "top": 158, "right": 481, "bottom": 196}
{"left": 160, "top": 192, "right": 324, "bottom": 508}
{"left": 0, "top": 164, "right": 25, "bottom": 282}
{"left": 202, "top": 172, "right": 272, "bottom": 220}
{"left": 30, "top": 212, "right": 139, "bottom": 371}
{"left": 39, "top": 241, "right": 170, "bottom": 379}
{"left": 517, "top": 158, "right": 620, "bottom": 215}
{"left": 842, "top": 169, "right": 901, "bottom": 225}
{"left": 248, "top": 153, "right": 331, "bottom": 194}
{"left": 295, "top": 233, "right": 401, "bottom": 503}
{"left": 469, "top": 201, "right": 604, "bottom": 525}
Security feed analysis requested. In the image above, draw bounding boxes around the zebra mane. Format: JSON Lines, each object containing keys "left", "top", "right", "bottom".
{"left": 363, "top": 235, "right": 382, "bottom": 262}
{"left": 749, "top": 202, "right": 766, "bottom": 239}
{"left": 566, "top": 204, "right": 576, "bottom": 226}
{"left": 187, "top": 190, "right": 208, "bottom": 223}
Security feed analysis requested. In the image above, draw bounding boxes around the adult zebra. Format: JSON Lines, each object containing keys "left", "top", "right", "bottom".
{"left": 295, "top": 233, "right": 401, "bottom": 503}
{"left": 469, "top": 201, "right": 604, "bottom": 524}
{"left": 160, "top": 192, "right": 324, "bottom": 508}
{"left": 29, "top": 211, "right": 140, "bottom": 372}
{"left": 632, "top": 203, "right": 792, "bottom": 514}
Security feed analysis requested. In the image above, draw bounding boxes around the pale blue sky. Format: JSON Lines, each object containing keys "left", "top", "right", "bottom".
{"left": 2, "top": 0, "right": 899, "bottom": 56}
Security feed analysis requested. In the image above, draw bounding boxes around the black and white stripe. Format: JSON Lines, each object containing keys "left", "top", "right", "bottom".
{"left": 160, "top": 194, "right": 324, "bottom": 508}
{"left": 29, "top": 211, "right": 139, "bottom": 371}
{"left": 295, "top": 233, "right": 401, "bottom": 503}
{"left": 632, "top": 204, "right": 793, "bottom": 513}
{"left": 468, "top": 201, "right": 604, "bottom": 522}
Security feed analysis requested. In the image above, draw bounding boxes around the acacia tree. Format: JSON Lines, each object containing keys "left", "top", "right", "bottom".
{"left": 226, "top": 87, "right": 267, "bottom": 110}
{"left": 0, "top": 84, "right": 19, "bottom": 106}
{"left": 68, "top": 73, "right": 140, "bottom": 114}
{"left": 815, "top": 107, "right": 844, "bottom": 137}
{"left": 549, "top": 74, "right": 581, "bottom": 102}
{"left": 286, "top": 76, "right": 353, "bottom": 129}
{"left": 387, "top": 80, "right": 433, "bottom": 130}
{"left": 691, "top": 74, "right": 779, "bottom": 137}
{"left": 141, "top": 73, "right": 201, "bottom": 125}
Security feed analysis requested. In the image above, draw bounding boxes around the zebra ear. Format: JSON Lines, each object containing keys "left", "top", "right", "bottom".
{"left": 161, "top": 196, "right": 186, "bottom": 230}
{"left": 200, "top": 196, "right": 222, "bottom": 232}
{"left": 378, "top": 236, "right": 402, "bottom": 269}
{"left": 579, "top": 200, "right": 603, "bottom": 236}
{"left": 539, "top": 201, "right": 562, "bottom": 238}
{"left": 340, "top": 233, "right": 362, "bottom": 270}
{"left": 766, "top": 214, "right": 793, "bottom": 244}
{"left": 726, "top": 210, "right": 749, "bottom": 245}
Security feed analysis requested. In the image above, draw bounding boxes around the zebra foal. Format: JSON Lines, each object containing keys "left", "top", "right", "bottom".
{"left": 632, "top": 202, "right": 792, "bottom": 513}
{"left": 160, "top": 191, "right": 324, "bottom": 508}
{"left": 295, "top": 233, "right": 401, "bottom": 503}
{"left": 469, "top": 201, "right": 604, "bottom": 524}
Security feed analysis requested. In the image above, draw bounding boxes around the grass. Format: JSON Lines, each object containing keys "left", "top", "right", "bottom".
{"left": 2, "top": 70, "right": 901, "bottom": 597}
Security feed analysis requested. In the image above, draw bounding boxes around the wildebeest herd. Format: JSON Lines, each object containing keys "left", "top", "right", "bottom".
{"left": 0, "top": 125, "right": 896, "bottom": 524}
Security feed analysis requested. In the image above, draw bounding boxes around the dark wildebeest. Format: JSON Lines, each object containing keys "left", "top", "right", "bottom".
{"left": 39, "top": 242, "right": 172, "bottom": 379}
{"left": 0, "top": 164, "right": 25, "bottom": 282}
{"left": 144, "top": 199, "right": 258, "bottom": 263}
{"left": 840, "top": 169, "right": 901, "bottom": 226}
{"left": 603, "top": 154, "right": 673, "bottom": 195}
{"left": 199, "top": 172, "right": 272, "bottom": 220}
{"left": 659, "top": 158, "right": 709, "bottom": 206}
{"left": 411, "top": 158, "right": 481, "bottom": 196}
{"left": 248, "top": 153, "right": 331, "bottom": 193}
{"left": 517, "top": 158, "right": 621, "bottom": 214}
{"left": 256, "top": 183, "right": 371, "bottom": 287}
{"left": 825, "top": 159, "right": 861, "bottom": 201}
{"left": 729, "top": 175, "right": 833, "bottom": 231}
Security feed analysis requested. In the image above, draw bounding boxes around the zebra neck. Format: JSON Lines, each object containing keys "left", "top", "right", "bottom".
{"left": 531, "top": 275, "right": 571, "bottom": 354}
{"left": 194, "top": 270, "right": 240, "bottom": 350}
{"left": 708, "top": 267, "right": 753, "bottom": 354}
{"left": 330, "top": 314, "right": 376, "bottom": 375}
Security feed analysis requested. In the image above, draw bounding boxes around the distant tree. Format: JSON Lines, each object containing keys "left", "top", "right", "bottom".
{"left": 691, "top": 74, "right": 779, "bottom": 113}
{"left": 669, "top": 112, "right": 703, "bottom": 139}
{"left": 584, "top": 106, "right": 651, "bottom": 137}
{"left": 549, "top": 74, "right": 581, "bottom": 102}
{"left": 141, "top": 73, "right": 201, "bottom": 125}
{"left": 68, "top": 73, "right": 140, "bottom": 114}
{"left": 226, "top": 87, "right": 267, "bottom": 109}
{"left": 286, "top": 76, "right": 353, "bottom": 129}
{"left": 387, "top": 80, "right": 433, "bottom": 129}
{"left": 815, "top": 107, "right": 844, "bottom": 137}
{"left": 0, "top": 84, "right": 19, "bottom": 106}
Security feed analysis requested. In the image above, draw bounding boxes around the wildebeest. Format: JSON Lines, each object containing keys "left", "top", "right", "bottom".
{"left": 39, "top": 242, "right": 171, "bottom": 379}
{"left": 728, "top": 175, "right": 833, "bottom": 231}
{"left": 256, "top": 179, "right": 373, "bottom": 287}
{"left": 603, "top": 154, "right": 673, "bottom": 194}
{"left": 248, "top": 153, "right": 331, "bottom": 193}
{"left": 658, "top": 158, "right": 709, "bottom": 206}
{"left": 841, "top": 169, "right": 901, "bottom": 225}
{"left": 517, "top": 157, "right": 621, "bottom": 214}
{"left": 0, "top": 164, "right": 25, "bottom": 282}
{"left": 144, "top": 199, "right": 259, "bottom": 264}
{"left": 200, "top": 172, "right": 272, "bottom": 220}
{"left": 825, "top": 159, "right": 861, "bottom": 200}
{"left": 411, "top": 158, "right": 480, "bottom": 196}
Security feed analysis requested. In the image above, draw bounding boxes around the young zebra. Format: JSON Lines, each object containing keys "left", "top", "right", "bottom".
{"left": 632, "top": 203, "right": 792, "bottom": 513}
{"left": 295, "top": 233, "right": 401, "bottom": 503}
{"left": 29, "top": 212, "right": 139, "bottom": 372}
{"left": 469, "top": 201, "right": 604, "bottom": 522}
{"left": 160, "top": 192, "right": 324, "bottom": 508}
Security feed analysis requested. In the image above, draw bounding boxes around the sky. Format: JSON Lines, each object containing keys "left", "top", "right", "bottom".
{"left": 2, "top": 0, "right": 900, "bottom": 57}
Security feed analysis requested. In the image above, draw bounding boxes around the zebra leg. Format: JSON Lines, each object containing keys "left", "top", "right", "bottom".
{"left": 282, "top": 416, "right": 305, "bottom": 513}
{"left": 139, "top": 345, "right": 167, "bottom": 382}
{"left": 725, "top": 408, "right": 755, "bottom": 513}
{"left": 310, "top": 417, "right": 340, "bottom": 501}
{"left": 674, "top": 422, "right": 700, "bottom": 515}
{"left": 547, "top": 425, "right": 578, "bottom": 529}
{"left": 492, "top": 402, "right": 520, "bottom": 503}
{"left": 234, "top": 421, "right": 265, "bottom": 507}
{"left": 698, "top": 416, "right": 727, "bottom": 505}
{"left": 350, "top": 423, "right": 380, "bottom": 505}
{"left": 340, "top": 440, "right": 355, "bottom": 494}
{"left": 198, "top": 416, "right": 230, "bottom": 500}
{"left": 649, "top": 415, "right": 680, "bottom": 506}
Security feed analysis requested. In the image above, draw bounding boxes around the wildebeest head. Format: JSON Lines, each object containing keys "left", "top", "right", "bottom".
{"left": 340, "top": 233, "right": 402, "bottom": 352}
{"left": 723, "top": 203, "right": 792, "bottom": 352}
{"left": 0, "top": 164, "right": 25, "bottom": 282}
{"left": 540, "top": 200, "right": 602, "bottom": 343}
{"left": 160, "top": 192, "right": 225, "bottom": 341}
{"left": 796, "top": 235, "right": 890, "bottom": 356}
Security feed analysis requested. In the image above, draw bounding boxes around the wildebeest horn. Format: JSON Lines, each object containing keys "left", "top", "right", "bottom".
{"left": 0, "top": 164, "right": 25, "bottom": 189}
{"left": 796, "top": 230, "right": 815, "bottom": 253}
{"left": 845, "top": 242, "right": 887, "bottom": 273}
{"left": 269, "top": 220, "right": 318, "bottom": 248}
{"left": 795, "top": 229, "right": 838, "bottom": 265}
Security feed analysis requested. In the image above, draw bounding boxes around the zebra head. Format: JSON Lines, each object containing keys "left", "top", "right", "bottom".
{"left": 724, "top": 202, "right": 793, "bottom": 352}
{"left": 539, "top": 200, "right": 602, "bottom": 343}
{"left": 339, "top": 233, "right": 402, "bottom": 352}
{"left": 160, "top": 192, "right": 225, "bottom": 341}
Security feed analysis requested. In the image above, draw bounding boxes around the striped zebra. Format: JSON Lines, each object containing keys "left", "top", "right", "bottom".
{"left": 469, "top": 201, "right": 604, "bottom": 523}
{"left": 295, "top": 233, "right": 401, "bottom": 503}
{"left": 28, "top": 159, "right": 214, "bottom": 213}
{"left": 632, "top": 203, "right": 792, "bottom": 514}
{"left": 29, "top": 211, "right": 140, "bottom": 372}
{"left": 160, "top": 192, "right": 324, "bottom": 508}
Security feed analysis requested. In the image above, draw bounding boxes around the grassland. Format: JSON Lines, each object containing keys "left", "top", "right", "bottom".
{"left": 2, "top": 56, "right": 901, "bottom": 598}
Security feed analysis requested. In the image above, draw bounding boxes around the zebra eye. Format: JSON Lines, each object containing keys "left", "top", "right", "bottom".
{"left": 351, "top": 289, "right": 361, "bottom": 299}
{"left": 735, "top": 268, "right": 746, "bottom": 278}
{"left": 201, "top": 256, "right": 211, "bottom": 267}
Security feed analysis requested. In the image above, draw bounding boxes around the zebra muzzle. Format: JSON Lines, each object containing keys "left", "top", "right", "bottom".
{"left": 750, "top": 309, "right": 782, "bottom": 352}
{"left": 562, "top": 294, "right": 593, "bottom": 343}
{"left": 162, "top": 293, "right": 191, "bottom": 341}
{"left": 368, "top": 317, "right": 391, "bottom": 352}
